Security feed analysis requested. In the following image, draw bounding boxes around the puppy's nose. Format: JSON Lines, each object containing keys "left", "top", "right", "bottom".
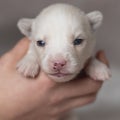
{"left": 53, "top": 60, "right": 66, "bottom": 71}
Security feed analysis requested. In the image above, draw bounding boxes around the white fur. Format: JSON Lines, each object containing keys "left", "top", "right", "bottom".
{"left": 17, "top": 3, "right": 110, "bottom": 81}
{"left": 17, "top": 3, "right": 106, "bottom": 81}
{"left": 17, "top": 43, "right": 39, "bottom": 77}
{"left": 17, "top": 3, "right": 111, "bottom": 120}
{"left": 85, "top": 58, "right": 111, "bottom": 81}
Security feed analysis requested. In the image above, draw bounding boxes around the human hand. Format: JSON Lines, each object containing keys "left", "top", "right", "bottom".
{"left": 0, "top": 38, "right": 109, "bottom": 120}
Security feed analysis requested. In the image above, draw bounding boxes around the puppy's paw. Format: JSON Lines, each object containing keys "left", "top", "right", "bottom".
{"left": 17, "top": 56, "right": 40, "bottom": 78}
{"left": 86, "top": 58, "right": 111, "bottom": 81}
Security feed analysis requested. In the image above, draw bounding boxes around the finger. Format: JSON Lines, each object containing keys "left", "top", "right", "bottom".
{"left": 51, "top": 77, "right": 103, "bottom": 101}
{"left": 10, "top": 37, "right": 30, "bottom": 61}
{"left": 0, "top": 38, "right": 30, "bottom": 69}
{"left": 55, "top": 93, "right": 96, "bottom": 114}
{"left": 96, "top": 50, "right": 110, "bottom": 67}
{"left": 1, "top": 38, "right": 29, "bottom": 66}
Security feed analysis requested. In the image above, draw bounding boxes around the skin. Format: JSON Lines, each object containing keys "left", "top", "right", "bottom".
{"left": 0, "top": 38, "right": 109, "bottom": 120}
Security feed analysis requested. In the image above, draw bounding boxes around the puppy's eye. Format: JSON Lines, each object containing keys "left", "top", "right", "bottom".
{"left": 73, "top": 39, "right": 84, "bottom": 45}
{"left": 37, "top": 40, "right": 45, "bottom": 47}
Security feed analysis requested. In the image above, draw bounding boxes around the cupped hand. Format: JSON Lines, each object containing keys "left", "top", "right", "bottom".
{"left": 0, "top": 38, "right": 109, "bottom": 120}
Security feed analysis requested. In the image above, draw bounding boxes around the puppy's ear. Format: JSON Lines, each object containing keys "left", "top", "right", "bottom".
{"left": 17, "top": 18, "right": 34, "bottom": 37}
{"left": 87, "top": 11, "right": 103, "bottom": 30}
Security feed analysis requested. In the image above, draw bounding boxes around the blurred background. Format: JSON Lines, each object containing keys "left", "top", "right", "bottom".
{"left": 0, "top": 0, "right": 120, "bottom": 119}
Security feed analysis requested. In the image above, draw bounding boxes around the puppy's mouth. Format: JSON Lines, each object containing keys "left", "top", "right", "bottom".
{"left": 47, "top": 71, "right": 76, "bottom": 82}
{"left": 49, "top": 72, "right": 72, "bottom": 77}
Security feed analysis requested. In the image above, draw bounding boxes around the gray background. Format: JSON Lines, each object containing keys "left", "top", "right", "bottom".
{"left": 0, "top": 0, "right": 120, "bottom": 120}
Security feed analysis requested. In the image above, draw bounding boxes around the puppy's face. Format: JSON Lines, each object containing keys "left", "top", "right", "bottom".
{"left": 18, "top": 4, "right": 103, "bottom": 82}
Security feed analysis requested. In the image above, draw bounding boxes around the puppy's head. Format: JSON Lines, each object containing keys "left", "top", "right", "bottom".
{"left": 18, "top": 4, "right": 103, "bottom": 82}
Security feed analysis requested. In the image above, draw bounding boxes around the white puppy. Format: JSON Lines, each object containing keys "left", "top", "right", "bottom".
{"left": 17, "top": 3, "right": 111, "bottom": 82}
{"left": 17, "top": 3, "right": 111, "bottom": 120}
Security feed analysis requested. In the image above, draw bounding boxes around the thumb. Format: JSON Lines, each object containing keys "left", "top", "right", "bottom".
{"left": 10, "top": 37, "right": 30, "bottom": 62}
